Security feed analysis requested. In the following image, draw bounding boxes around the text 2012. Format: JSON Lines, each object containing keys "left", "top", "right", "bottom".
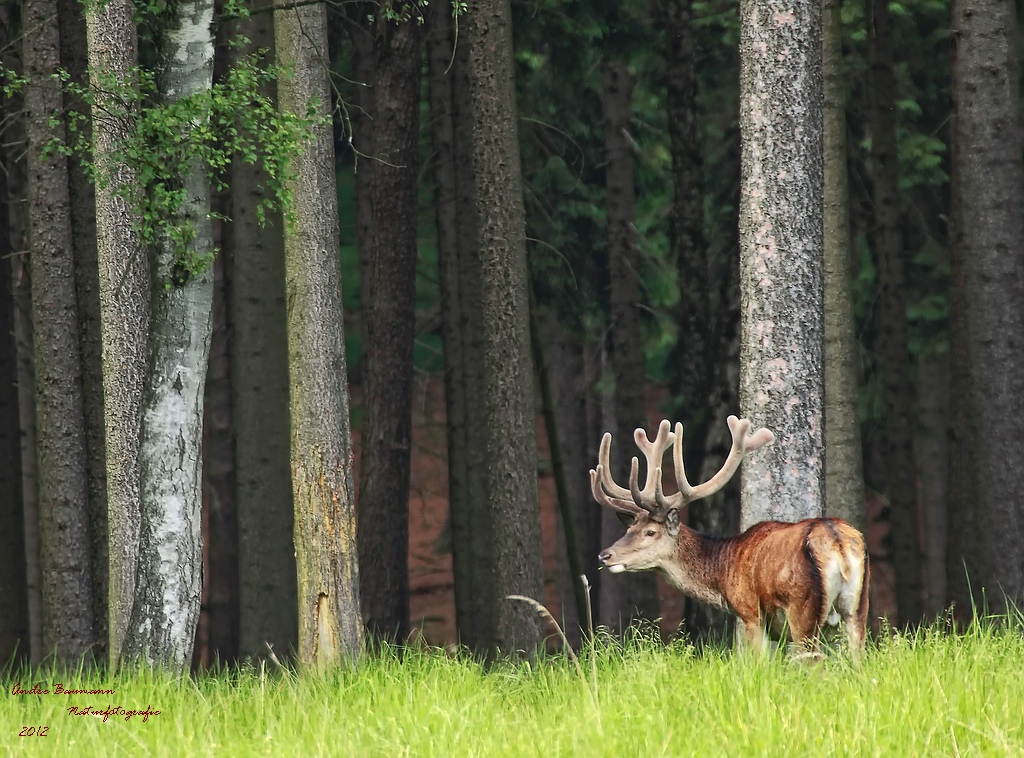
{"left": 19, "top": 726, "right": 49, "bottom": 737}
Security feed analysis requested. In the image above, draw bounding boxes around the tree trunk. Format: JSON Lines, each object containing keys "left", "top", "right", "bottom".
{"left": 685, "top": 225, "right": 741, "bottom": 645}
{"left": 277, "top": 0, "right": 363, "bottom": 665}
{"left": 86, "top": 0, "right": 148, "bottom": 667}
{"left": 823, "top": 0, "right": 865, "bottom": 531}
{"left": 868, "top": 0, "right": 922, "bottom": 625}
{"left": 0, "top": 47, "right": 30, "bottom": 663}
{"left": 665, "top": 0, "right": 711, "bottom": 463}
{"left": 947, "top": 0, "right": 1024, "bottom": 618}
{"left": 224, "top": 11, "right": 296, "bottom": 665}
{"left": 25, "top": 0, "right": 97, "bottom": 663}
{"left": 916, "top": 351, "right": 948, "bottom": 618}
{"left": 533, "top": 308, "right": 593, "bottom": 646}
{"left": 358, "top": 8, "right": 421, "bottom": 644}
{"left": 664, "top": 0, "right": 734, "bottom": 643}
{"left": 600, "top": 60, "right": 659, "bottom": 629}
{"left": 56, "top": 0, "right": 108, "bottom": 657}
{"left": 544, "top": 311, "right": 598, "bottom": 647}
{"left": 427, "top": 0, "right": 492, "bottom": 652}
{"left": 122, "top": 0, "right": 215, "bottom": 673}
{"left": 465, "top": 0, "right": 545, "bottom": 657}
{"left": 198, "top": 245, "right": 238, "bottom": 667}
{"left": 738, "top": 0, "right": 824, "bottom": 526}
{"left": 348, "top": 16, "right": 375, "bottom": 343}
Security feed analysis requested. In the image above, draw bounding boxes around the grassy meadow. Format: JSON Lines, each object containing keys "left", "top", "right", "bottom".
{"left": 3, "top": 620, "right": 1023, "bottom": 757}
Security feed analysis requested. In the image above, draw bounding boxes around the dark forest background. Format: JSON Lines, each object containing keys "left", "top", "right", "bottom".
{"left": 2, "top": 0, "right": 1022, "bottom": 671}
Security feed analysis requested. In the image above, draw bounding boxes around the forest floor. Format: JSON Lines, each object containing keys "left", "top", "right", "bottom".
{"left": 352, "top": 378, "right": 897, "bottom": 648}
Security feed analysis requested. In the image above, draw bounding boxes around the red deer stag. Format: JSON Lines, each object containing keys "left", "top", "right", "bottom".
{"left": 592, "top": 417, "right": 869, "bottom": 662}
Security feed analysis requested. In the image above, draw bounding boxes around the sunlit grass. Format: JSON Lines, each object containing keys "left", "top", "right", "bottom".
{"left": 3, "top": 617, "right": 1023, "bottom": 756}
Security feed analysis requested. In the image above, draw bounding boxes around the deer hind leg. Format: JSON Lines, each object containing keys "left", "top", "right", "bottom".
{"left": 740, "top": 618, "right": 771, "bottom": 657}
{"left": 832, "top": 541, "right": 870, "bottom": 664}
{"left": 836, "top": 551, "right": 870, "bottom": 665}
{"left": 784, "top": 598, "right": 825, "bottom": 662}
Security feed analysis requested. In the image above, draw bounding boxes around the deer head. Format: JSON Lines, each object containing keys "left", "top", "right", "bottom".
{"left": 592, "top": 416, "right": 775, "bottom": 574}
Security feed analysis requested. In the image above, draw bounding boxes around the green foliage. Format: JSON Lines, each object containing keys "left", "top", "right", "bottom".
{"left": 3, "top": 619, "right": 1024, "bottom": 754}
{"left": 2, "top": 25, "right": 319, "bottom": 288}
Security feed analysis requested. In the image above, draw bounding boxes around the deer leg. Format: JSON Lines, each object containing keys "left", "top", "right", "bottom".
{"left": 784, "top": 602, "right": 823, "bottom": 660}
{"left": 739, "top": 618, "right": 770, "bottom": 657}
{"left": 844, "top": 618, "right": 866, "bottom": 664}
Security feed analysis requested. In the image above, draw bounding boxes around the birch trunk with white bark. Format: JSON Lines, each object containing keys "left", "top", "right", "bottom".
{"left": 120, "top": 0, "right": 215, "bottom": 672}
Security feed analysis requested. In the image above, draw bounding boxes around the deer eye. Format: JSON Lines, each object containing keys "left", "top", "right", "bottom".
{"left": 646, "top": 530, "right": 656, "bottom": 537}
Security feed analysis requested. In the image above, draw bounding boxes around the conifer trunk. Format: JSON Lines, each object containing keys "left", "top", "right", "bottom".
{"left": 737, "top": 0, "right": 824, "bottom": 526}
{"left": 465, "top": 0, "right": 545, "bottom": 657}
{"left": 358, "top": 8, "right": 421, "bottom": 644}
{"left": 85, "top": 0, "right": 148, "bottom": 666}
{"left": 600, "top": 61, "right": 659, "bottom": 628}
{"left": 277, "top": 0, "right": 363, "bottom": 665}
{"left": 25, "top": 0, "right": 97, "bottom": 663}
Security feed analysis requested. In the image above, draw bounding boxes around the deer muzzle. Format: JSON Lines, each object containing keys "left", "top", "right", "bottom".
{"left": 599, "top": 549, "right": 627, "bottom": 573}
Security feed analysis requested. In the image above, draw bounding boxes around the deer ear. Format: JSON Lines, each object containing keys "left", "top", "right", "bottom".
{"left": 665, "top": 508, "right": 680, "bottom": 534}
{"left": 616, "top": 511, "right": 635, "bottom": 527}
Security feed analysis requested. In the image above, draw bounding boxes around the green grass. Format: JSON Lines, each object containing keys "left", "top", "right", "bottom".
{"left": 4, "top": 623, "right": 1023, "bottom": 756}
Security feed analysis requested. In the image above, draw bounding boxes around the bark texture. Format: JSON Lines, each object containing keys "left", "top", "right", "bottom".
{"left": 86, "top": 0, "right": 149, "bottom": 666}
{"left": 868, "top": 0, "right": 922, "bottom": 625}
{"left": 358, "top": 8, "right": 421, "bottom": 644}
{"left": 665, "top": 0, "right": 711, "bottom": 453}
{"left": 600, "top": 61, "right": 659, "bottom": 628}
{"left": 822, "top": 0, "right": 865, "bottom": 531}
{"left": 349, "top": 18, "right": 375, "bottom": 325}
{"left": 4, "top": 51, "right": 44, "bottom": 663}
{"left": 24, "top": 0, "right": 97, "bottom": 663}
{"left": 0, "top": 44, "right": 30, "bottom": 663}
{"left": 665, "top": 0, "right": 736, "bottom": 642}
{"left": 738, "top": 0, "right": 824, "bottom": 527}
{"left": 122, "top": 0, "right": 215, "bottom": 672}
{"left": 533, "top": 309, "right": 593, "bottom": 645}
{"left": 226, "top": 11, "right": 296, "bottom": 663}
{"left": 916, "top": 351, "right": 949, "bottom": 618}
{"left": 427, "top": 0, "right": 492, "bottom": 652}
{"left": 947, "top": 0, "right": 1024, "bottom": 617}
{"left": 552, "top": 316, "right": 602, "bottom": 645}
{"left": 277, "top": 1, "right": 363, "bottom": 665}
{"left": 465, "top": 0, "right": 545, "bottom": 656}
{"left": 57, "top": 0, "right": 107, "bottom": 656}
{"left": 199, "top": 246, "right": 238, "bottom": 666}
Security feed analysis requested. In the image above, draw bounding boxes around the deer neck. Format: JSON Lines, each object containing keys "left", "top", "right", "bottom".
{"left": 660, "top": 526, "right": 734, "bottom": 611}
